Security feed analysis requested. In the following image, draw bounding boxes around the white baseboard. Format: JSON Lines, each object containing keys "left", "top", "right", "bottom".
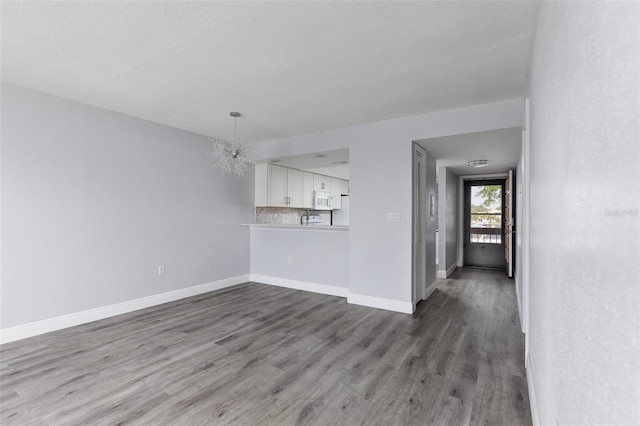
{"left": 251, "top": 275, "right": 414, "bottom": 315}
{"left": 413, "top": 281, "right": 438, "bottom": 311}
{"left": 437, "top": 263, "right": 458, "bottom": 279}
{"left": 424, "top": 281, "right": 437, "bottom": 299}
{"left": 0, "top": 274, "right": 250, "bottom": 345}
{"left": 249, "top": 274, "right": 348, "bottom": 298}
{"left": 526, "top": 354, "right": 540, "bottom": 426}
{"left": 347, "top": 293, "right": 413, "bottom": 314}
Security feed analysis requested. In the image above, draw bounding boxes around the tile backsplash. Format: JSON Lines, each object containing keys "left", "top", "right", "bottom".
{"left": 256, "top": 207, "right": 331, "bottom": 225}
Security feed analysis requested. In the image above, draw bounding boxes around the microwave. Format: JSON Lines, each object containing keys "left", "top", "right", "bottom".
{"left": 313, "top": 190, "right": 333, "bottom": 210}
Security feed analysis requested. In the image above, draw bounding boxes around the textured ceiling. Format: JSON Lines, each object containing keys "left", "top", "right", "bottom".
{"left": 1, "top": 1, "right": 538, "bottom": 143}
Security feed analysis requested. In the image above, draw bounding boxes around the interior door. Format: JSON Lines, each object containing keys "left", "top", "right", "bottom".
{"left": 463, "top": 179, "right": 506, "bottom": 270}
{"left": 505, "top": 170, "right": 514, "bottom": 277}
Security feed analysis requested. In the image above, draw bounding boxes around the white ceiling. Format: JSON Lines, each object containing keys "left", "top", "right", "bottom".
{"left": 417, "top": 127, "right": 522, "bottom": 176}
{"left": 1, "top": 1, "right": 538, "bottom": 143}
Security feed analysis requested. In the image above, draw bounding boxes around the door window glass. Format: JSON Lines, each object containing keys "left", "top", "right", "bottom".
{"left": 470, "top": 185, "right": 502, "bottom": 244}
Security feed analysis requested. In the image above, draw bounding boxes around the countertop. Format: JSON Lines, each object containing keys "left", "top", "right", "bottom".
{"left": 242, "top": 223, "right": 349, "bottom": 231}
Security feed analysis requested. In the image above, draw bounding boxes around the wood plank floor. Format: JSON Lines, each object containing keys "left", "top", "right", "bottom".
{"left": 0, "top": 268, "right": 531, "bottom": 425}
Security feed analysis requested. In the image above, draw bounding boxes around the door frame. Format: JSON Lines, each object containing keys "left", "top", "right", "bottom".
{"left": 463, "top": 178, "right": 508, "bottom": 270}
{"left": 521, "top": 98, "right": 531, "bottom": 359}
{"left": 457, "top": 173, "right": 509, "bottom": 268}
{"left": 412, "top": 143, "right": 427, "bottom": 307}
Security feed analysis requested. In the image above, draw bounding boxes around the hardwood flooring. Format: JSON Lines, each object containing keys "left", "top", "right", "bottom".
{"left": 0, "top": 268, "right": 531, "bottom": 425}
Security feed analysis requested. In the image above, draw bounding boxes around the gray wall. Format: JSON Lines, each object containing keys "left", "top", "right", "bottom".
{"left": 527, "top": 2, "right": 639, "bottom": 424}
{"left": 1, "top": 83, "right": 255, "bottom": 328}
{"left": 253, "top": 99, "right": 523, "bottom": 306}
{"left": 250, "top": 228, "right": 348, "bottom": 288}
{"left": 437, "top": 167, "right": 458, "bottom": 275}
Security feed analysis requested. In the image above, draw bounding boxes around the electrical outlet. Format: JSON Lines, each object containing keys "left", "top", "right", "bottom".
{"left": 387, "top": 212, "right": 401, "bottom": 222}
{"left": 158, "top": 265, "right": 166, "bottom": 276}
{"left": 288, "top": 256, "right": 293, "bottom": 264}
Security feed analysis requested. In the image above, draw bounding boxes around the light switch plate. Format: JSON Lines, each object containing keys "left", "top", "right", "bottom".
{"left": 387, "top": 212, "right": 401, "bottom": 222}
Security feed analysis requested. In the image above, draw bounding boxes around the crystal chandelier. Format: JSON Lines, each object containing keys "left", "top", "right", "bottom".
{"left": 209, "top": 112, "right": 253, "bottom": 178}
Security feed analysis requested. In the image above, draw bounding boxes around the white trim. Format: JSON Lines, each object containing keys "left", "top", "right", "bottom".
{"left": 414, "top": 281, "right": 436, "bottom": 310}
{"left": 251, "top": 275, "right": 413, "bottom": 315}
{"left": 526, "top": 354, "right": 540, "bottom": 426}
{"left": 447, "top": 263, "right": 457, "bottom": 277}
{"left": 523, "top": 98, "right": 531, "bottom": 355}
{"left": 458, "top": 175, "right": 465, "bottom": 266}
{"left": 515, "top": 269, "right": 524, "bottom": 329}
{"left": 457, "top": 172, "right": 510, "bottom": 267}
{"left": 249, "top": 274, "right": 348, "bottom": 298}
{"left": 348, "top": 292, "right": 414, "bottom": 314}
{"left": 0, "top": 274, "right": 251, "bottom": 345}
{"left": 424, "top": 280, "right": 437, "bottom": 300}
{"left": 437, "top": 263, "right": 457, "bottom": 278}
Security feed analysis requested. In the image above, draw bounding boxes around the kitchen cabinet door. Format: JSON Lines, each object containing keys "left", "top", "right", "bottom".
{"left": 313, "top": 174, "right": 331, "bottom": 191}
{"left": 287, "top": 168, "right": 303, "bottom": 207}
{"left": 267, "top": 164, "right": 287, "bottom": 207}
{"left": 303, "top": 172, "right": 314, "bottom": 208}
{"left": 341, "top": 179, "right": 350, "bottom": 195}
{"left": 330, "top": 177, "right": 342, "bottom": 209}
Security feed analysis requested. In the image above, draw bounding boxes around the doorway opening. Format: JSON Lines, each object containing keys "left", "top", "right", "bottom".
{"left": 463, "top": 179, "right": 506, "bottom": 270}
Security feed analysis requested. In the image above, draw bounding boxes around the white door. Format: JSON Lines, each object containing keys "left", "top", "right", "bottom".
{"left": 413, "top": 144, "right": 427, "bottom": 305}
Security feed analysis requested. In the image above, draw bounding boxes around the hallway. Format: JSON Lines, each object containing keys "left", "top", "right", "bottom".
{"left": 1, "top": 268, "right": 530, "bottom": 425}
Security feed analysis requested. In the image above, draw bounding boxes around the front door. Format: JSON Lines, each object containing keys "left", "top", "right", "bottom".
{"left": 463, "top": 179, "right": 506, "bottom": 269}
{"left": 505, "top": 170, "right": 514, "bottom": 277}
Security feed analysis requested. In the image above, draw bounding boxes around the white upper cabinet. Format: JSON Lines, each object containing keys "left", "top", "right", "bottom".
{"left": 287, "top": 168, "right": 303, "bottom": 207}
{"left": 266, "top": 164, "right": 305, "bottom": 208}
{"left": 330, "top": 177, "right": 342, "bottom": 209}
{"left": 303, "top": 172, "right": 314, "bottom": 208}
{"left": 255, "top": 162, "right": 349, "bottom": 209}
{"left": 267, "top": 164, "right": 288, "bottom": 207}
{"left": 313, "top": 174, "right": 331, "bottom": 191}
{"left": 341, "top": 179, "right": 349, "bottom": 195}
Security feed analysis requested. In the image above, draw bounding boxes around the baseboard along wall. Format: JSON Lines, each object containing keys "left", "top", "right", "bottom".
{"left": 526, "top": 354, "right": 541, "bottom": 426}
{"left": 3, "top": 275, "right": 423, "bottom": 344}
{"left": 0, "top": 275, "right": 250, "bottom": 345}
{"left": 249, "top": 274, "right": 348, "bottom": 298}
{"left": 438, "top": 263, "right": 458, "bottom": 279}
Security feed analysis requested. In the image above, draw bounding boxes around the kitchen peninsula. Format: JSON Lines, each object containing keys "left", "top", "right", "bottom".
{"left": 245, "top": 223, "right": 349, "bottom": 297}
{"left": 246, "top": 156, "right": 349, "bottom": 296}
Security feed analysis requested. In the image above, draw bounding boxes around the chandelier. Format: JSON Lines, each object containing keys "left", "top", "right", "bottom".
{"left": 209, "top": 112, "right": 253, "bottom": 178}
